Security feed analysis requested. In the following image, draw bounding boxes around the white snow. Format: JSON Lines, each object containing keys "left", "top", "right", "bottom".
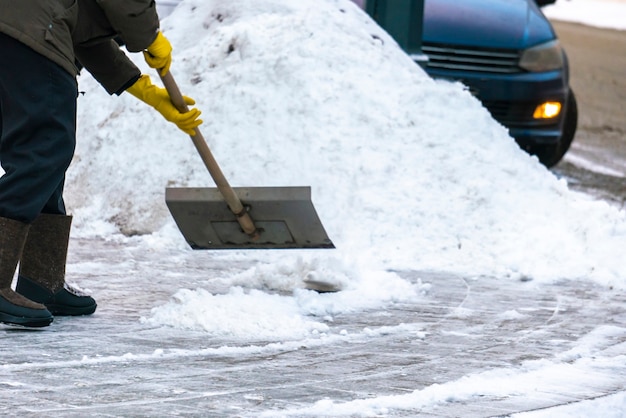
{"left": 5, "top": 0, "right": 626, "bottom": 415}
{"left": 514, "top": 392, "right": 626, "bottom": 418}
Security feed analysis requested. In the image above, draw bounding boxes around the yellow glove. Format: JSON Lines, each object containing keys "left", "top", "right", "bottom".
{"left": 144, "top": 31, "right": 172, "bottom": 76}
{"left": 127, "top": 75, "right": 202, "bottom": 135}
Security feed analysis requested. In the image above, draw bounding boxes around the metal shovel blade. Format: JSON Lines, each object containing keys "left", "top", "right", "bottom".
{"left": 165, "top": 186, "right": 335, "bottom": 249}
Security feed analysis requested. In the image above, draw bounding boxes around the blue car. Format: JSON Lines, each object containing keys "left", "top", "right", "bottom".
{"left": 421, "top": 0, "right": 577, "bottom": 167}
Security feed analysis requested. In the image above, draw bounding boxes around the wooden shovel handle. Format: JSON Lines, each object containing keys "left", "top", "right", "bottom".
{"left": 159, "top": 71, "right": 259, "bottom": 238}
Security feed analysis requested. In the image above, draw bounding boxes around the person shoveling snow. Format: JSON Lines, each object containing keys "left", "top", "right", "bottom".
{"left": 0, "top": 0, "right": 201, "bottom": 327}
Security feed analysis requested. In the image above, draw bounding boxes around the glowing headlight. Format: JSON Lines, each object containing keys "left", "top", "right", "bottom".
{"left": 519, "top": 40, "right": 564, "bottom": 72}
{"left": 533, "top": 101, "right": 562, "bottom": 119}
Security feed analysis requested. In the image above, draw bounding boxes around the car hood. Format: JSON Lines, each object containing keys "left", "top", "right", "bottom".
{"left": 423, "top": 0, "right": 555, "bottom": 49}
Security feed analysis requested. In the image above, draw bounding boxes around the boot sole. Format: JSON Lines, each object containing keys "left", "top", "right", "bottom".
{"left": 0, "top": 312, "right": 53, "bottom": 328}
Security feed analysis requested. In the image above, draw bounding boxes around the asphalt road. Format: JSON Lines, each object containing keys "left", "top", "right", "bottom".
{"left": 551, "top": 21, "right": 626, "bottom": 208}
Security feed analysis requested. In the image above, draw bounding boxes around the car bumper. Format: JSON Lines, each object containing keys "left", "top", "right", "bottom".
{"left": 424, "top": 67, "right": 570, "bottom": 146}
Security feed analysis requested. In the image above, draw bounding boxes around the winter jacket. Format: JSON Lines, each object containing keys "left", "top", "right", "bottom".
{"left": 0, "top": 0, "right": 160, "bottom": 94}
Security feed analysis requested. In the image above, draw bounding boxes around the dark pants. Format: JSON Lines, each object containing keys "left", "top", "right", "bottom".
{"left": 0, "top": 32, "right": 77, "bottom": 223}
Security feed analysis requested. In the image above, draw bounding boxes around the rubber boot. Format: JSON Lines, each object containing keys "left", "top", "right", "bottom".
{"left": 16, "top": 214, "right": 97, "bottom": 316}
{"left": 0, "top": 217, "right": 53, "bottom": 327}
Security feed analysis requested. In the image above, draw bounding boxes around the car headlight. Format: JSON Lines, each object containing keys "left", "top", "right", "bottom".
{"left": 533, "top": 101, "right": 562, "bottom": 119}
{"left": 519, "top": 40, "right": 564, "bottom": 72}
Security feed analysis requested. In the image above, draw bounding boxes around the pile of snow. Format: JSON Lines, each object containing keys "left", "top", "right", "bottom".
{"left": 68, "top": 0, "right": 626, "bottom": 293}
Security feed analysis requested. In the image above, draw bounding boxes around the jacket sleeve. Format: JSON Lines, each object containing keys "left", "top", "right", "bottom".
{"left": 75, "top": 40, "right": 141, "bottom": 95}
{"left": 95, "top": 0, "right": 160, "bottom": 52}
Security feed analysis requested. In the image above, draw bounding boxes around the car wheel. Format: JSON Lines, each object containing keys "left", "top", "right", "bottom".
{"left": 533, "top": 90, "right": 578, "bottom": 168}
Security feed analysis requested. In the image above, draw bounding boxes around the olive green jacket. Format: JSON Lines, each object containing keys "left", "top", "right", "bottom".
{"left": 0, "top": 0, "right": 160, "bottom": 94}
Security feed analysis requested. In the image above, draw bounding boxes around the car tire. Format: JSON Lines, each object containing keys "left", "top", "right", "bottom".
{"left": 534, "top": 90, "right": 578, "bottom": 168}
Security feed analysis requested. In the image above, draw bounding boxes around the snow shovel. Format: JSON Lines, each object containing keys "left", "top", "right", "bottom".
{"left": 159, "top": 71, "right": 334, "bottom": 250}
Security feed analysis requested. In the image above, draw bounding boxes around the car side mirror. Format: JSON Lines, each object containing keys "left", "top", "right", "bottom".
{"left": 535, "top": 0, "right": 556, "bottom": 6}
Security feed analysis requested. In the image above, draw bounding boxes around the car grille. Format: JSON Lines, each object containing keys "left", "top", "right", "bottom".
{"left": 482, "top": 100, "right": 559, "bottom": 128}
{"left": 482, "top": 101, "right": 531, "bottom": 126}
{"left": 422, "top": 43, "right": 522, "bottom": 74}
